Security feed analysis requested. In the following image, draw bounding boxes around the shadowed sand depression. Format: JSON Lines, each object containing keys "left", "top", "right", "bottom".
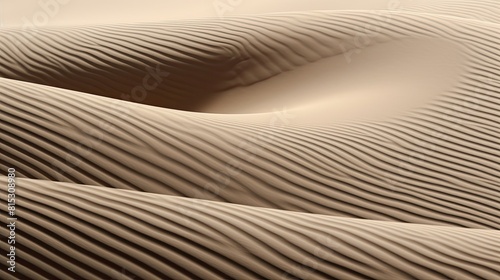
{"left": 201, "top": 38, "right": 463, "bottom": 119}
{"left": 0, "top": 1, "right": 499, "bottom": 280}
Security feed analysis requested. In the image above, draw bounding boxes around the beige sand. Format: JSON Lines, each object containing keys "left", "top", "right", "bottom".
{"left": 0, "top": 0, "right": 499, "bottom": 279}
{"left": 1, "top": 177, "right": 500, "bottom": 279}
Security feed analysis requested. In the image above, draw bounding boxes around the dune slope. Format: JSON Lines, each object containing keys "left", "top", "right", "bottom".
{"left": 1, "top": 177, "right": 500, "bottom": 280}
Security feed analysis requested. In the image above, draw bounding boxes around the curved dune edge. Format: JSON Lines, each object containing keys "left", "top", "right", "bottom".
{"left": 0, "top": 10, "right": 493, "bottom": 111}
{"left": 1, "top": 177, "right": 500, "bottom": 280}
{"left": 1, "top": 77, "right": 499, "bottom": 230}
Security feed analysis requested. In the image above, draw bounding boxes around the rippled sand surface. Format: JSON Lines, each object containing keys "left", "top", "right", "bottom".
{"left": 1, "top": 1, "right": 499, "bottom": 279}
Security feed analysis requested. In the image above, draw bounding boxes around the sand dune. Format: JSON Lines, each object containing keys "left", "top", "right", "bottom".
{"left": 0, "top": 10, "right": 475, "bottom": 111}
{"left": 0, "top": 0, "right": 499, "bottom": 279}
{"left": 1, "top": 76, "right": 499, "bottom": 231}
{"left": 1, "top": 177, "right": 500, "bottom": 280}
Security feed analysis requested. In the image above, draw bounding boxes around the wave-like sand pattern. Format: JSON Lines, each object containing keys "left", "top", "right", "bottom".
{"left": 1, "top": 177, "right": 500, "bottom": 280}
{"left": 0, "top": 1, "right": 499, "bottom": 279}
{"left": 1, "top": 69, "right": 498, "bottom": 229}
{"left": 0, "top": 9, "right": 497, "bottom": 110}
{"left": 403, "top": 0, "right": 500, "bottom": 23}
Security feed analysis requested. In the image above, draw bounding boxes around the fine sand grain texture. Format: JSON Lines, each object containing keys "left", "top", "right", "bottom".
{"left": 0, "top": 0, "right": 499, "bottom": 279}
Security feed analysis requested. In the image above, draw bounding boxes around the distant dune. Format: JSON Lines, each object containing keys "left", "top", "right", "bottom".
{"left": 0, "top": 0, "right": 499, "bottom": 279}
